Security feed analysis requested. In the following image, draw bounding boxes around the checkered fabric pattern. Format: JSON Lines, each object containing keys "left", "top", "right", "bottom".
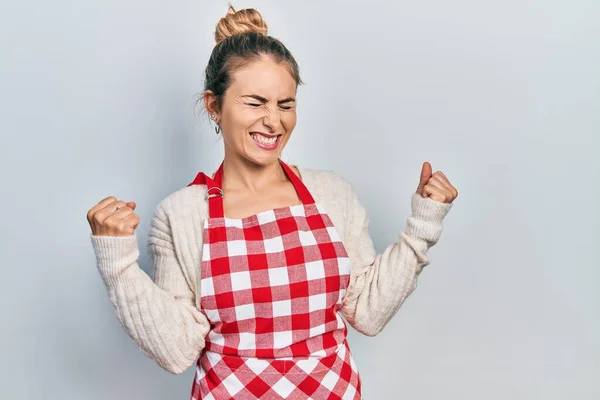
{"left": 194, "top": 341, "right": 360, "bottom": 399}
{"left": 188, "top": 160, "right": 361, "bottom": 399}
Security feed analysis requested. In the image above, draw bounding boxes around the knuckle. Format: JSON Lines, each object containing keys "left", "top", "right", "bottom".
{"left": 93, "top": 212, "right": 104, "bottom": 223}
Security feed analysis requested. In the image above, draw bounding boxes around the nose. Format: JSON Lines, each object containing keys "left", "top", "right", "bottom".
{"left": 261, "top": 105, "right": 282, "bottom": 132}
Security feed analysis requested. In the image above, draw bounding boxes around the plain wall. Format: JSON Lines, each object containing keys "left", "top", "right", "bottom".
{"left": 1, "top": 0, "right": 598, "bottom": 398}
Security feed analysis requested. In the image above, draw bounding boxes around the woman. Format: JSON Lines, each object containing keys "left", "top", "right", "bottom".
{"left": 87, "top": 6, "right": 458, "bottom": 399}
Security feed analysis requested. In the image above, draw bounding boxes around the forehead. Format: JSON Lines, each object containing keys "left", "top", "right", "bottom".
{"left": 227, "top": 57, "right": 297, "bottom": 97}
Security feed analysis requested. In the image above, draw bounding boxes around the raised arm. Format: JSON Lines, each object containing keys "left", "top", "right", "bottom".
{"left": 90, "top": 202, "right": 210, "bottom": 374}
{"left": 341, "top": 186, "right": 453, "bottom": 336}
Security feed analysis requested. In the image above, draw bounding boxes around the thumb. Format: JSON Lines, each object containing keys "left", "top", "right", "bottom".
{"left": 416, "top": 161, "right": 432, "bottom": 196}
{"left": 126, "top": 201, "right": 136, "bottom": 211}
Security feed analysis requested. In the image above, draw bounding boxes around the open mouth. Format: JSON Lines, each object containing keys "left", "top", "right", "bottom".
{"left": 249, "top": 132, "right": 282, "bottom": 150}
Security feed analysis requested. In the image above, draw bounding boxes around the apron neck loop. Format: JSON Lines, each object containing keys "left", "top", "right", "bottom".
{"left": 188, "top": 159, "right": 314, "bottom": 219}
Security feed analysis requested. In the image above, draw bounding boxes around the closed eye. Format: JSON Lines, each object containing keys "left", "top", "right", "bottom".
{"left": 242, "top": 94, "right": 296, "bottom": 109}
{"left": 247, "top": 103, "right": 292, "bottom": 110}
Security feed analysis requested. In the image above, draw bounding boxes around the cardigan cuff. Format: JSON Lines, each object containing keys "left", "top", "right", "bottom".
{"left": 90, "top": 233, "right": 141, "bottom": 284}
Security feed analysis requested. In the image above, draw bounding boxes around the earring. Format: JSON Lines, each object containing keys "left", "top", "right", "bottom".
{"left": 209, "top": 114, "right": 221, "bottom": 134}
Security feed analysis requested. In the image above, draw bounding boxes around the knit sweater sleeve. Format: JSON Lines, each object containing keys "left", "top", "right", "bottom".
{"left": 90, "top": 202, "right": 210, "bottom": 374}
{"left": 340, "top": 184, "right": 453, "bottom": 336}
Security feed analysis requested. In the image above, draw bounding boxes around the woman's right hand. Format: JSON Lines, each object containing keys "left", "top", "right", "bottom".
{"left": 87, "top": 196, "right": 140, "bottom": 237}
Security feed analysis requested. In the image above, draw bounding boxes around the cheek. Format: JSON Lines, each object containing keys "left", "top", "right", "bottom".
{"left": 223, "top": 109, "right": 253, "bottom": 131}
{"left": 282, "top": 112, "right": 297, "bottom": 131}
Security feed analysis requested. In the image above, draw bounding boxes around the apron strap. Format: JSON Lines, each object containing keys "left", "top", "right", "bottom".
{"left": 279, "top": 160, "right": 315, "bottom": 204}
{"left": 186, "top": 159, "right": 314, "bottom": 218}
{"left": 187, "top": 164, "right": 225, "bottom": 218}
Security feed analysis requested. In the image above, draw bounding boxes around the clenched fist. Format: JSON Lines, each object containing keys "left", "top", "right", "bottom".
{"left": 87, "top": 196, "right": 140, "bottom": 237}
{"left": 416, "top": 161, "right": 459, "bottom": 204}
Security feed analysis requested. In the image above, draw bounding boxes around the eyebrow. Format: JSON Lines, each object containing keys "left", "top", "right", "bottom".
{"left": 242, "top": 94, "right": 296, "bottom": 104}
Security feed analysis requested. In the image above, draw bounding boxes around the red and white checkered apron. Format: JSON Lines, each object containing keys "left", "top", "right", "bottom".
{"left": 186, "top": 159, "right": 361, "bottom": 399}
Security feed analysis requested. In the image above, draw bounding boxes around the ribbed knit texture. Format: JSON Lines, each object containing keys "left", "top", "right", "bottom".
{"left": 91, "top": 167, "right": 453, "bottom": 374}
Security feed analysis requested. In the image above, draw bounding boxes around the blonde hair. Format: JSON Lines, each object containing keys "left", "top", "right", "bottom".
{"left": 202, "top": 5, "right": 302, "bottom": 116}
{"left": 214, "top": 5, "right": 268, "bottom": 45}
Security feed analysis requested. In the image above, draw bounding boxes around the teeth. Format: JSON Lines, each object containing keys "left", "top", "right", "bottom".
{"left": 251, "top": 133, "right": 277, "bottom": 145}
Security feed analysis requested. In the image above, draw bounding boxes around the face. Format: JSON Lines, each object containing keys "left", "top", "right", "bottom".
{"left": 206, "top": 57, "right": 298, "bottom": 167}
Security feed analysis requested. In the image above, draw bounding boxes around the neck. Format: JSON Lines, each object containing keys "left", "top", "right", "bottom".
{"left": 221, "top": 153, "right": 288, "bottom": 194}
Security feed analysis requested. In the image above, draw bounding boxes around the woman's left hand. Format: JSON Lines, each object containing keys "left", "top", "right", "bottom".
{"left": 415, "top": 161, "right": 458, "bottom": 204}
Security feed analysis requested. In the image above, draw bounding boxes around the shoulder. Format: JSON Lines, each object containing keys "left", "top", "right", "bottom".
{"left": 153, "top": 183, "right": 208, "bottom": 222}
{"left": 297, "top": 166, "right": 356, "bottom": 198}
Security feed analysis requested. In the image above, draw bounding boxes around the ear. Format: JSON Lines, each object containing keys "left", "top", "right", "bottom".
{"left": 204, "top": 90, "right": 220, "bottom": 120}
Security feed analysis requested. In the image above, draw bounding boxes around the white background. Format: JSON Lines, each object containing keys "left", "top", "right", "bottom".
{"left": 1, "top": 0, "right": 598, "bottom": 398}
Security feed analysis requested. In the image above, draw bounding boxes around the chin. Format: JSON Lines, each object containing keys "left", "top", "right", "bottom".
{"left": 245, "top": 151, "right": 282, "bottom": 167}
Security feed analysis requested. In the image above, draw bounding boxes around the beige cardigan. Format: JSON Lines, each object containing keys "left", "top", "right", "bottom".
{"left": 90, "top": 166, "right": 453, "bottom": 374}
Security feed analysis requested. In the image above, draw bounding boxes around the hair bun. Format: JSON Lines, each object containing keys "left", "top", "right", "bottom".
{"left": 215, "top": 5, "right": 268, "bottom": 45}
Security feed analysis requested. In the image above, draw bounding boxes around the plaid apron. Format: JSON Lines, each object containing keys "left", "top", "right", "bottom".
{"left": 187, "top": 159, "right": 361, "bottom": 399}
